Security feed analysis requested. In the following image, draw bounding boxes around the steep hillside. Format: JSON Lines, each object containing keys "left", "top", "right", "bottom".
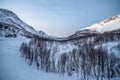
{"left": 0, "top": 9, "right": 37, "bottom": 33}
{"left": 0, "top": 8, "right": 39, "bottom": 38}
{"left": 20, "top": 28, "right": 120, "bottom": 80}
{"left": 70, "top": 14, "right": 120, "bottom": 39}
{"left": 80, "top": 14, "right": 120, "bottom": 33}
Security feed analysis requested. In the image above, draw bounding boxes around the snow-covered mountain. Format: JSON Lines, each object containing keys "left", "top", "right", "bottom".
{"left": 0, "top": 8, "right": 39, "bottom": 38}
{"left": 0, "top": 9, "right": 37, "bottom": 33}
{"left": 80, "top": 14, "right": 120, "bottom": 33}
{"left": 70, "top": 15, "right": 120, "bottom": 39}
{"left": 0, "top": 9, "right": 120, "bottom": 80}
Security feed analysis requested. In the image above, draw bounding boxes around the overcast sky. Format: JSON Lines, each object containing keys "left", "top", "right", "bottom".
{"left": 0, "top": 0, "right": 120, "bottom": 36}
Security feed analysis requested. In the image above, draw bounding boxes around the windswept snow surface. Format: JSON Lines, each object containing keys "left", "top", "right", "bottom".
{"left": 0, "top": 37, "right": 78, "bottom": 80}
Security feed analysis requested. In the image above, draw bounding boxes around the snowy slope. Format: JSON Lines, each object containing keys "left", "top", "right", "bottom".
{"left": 0, "top": 8, "right": 66, "bottom": 39}
{"left": 69, "top": 14, "right": 120, "bottom": 39}
{"left": 0, "top": 9, "right": 37, "bottom": 34}
{"left": 0, "top": 37, "right": 79, "bottom": 80}
{"left": 80, "top": 14, "right": 120, "bottom": 33}
{"left": 20, "top": 29, "right": 120, "bottom": 80}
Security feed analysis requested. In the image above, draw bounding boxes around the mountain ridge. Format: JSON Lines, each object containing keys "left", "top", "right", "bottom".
{"left": 0, "top": 8, "right": 120, "bottom": 39}
{"left": 79, "top": 14, "right": 120, "bottom": 33}
{"left": 0, "top": 8, "right": 37, "bottom": 35}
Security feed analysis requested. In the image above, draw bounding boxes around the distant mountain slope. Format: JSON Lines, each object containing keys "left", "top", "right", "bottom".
{"left": 0, "top": 8, "right": 39, "bottom": 38}
{"left": 0, "top": 9, "right": 37, "bottom": 34}
{"left": 80, "top": 14, "right": 120, "bottom": 33}
{"left": 69, "top": 14, "right": 120, "bottom": 39}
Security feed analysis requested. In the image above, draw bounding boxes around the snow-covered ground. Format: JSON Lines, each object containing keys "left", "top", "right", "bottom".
{"left": 0, "top": 37, "right": 78, "bottom": 80}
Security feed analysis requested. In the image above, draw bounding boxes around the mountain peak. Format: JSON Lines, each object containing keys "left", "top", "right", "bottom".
{"left": 80, "top": 14, "right": 120, "bottom": 33}
{"left": 0, "top": 8, "right": 18, "bottom": 18}
{"left": 0, "top": 8, "right": 37, "bottom": 34}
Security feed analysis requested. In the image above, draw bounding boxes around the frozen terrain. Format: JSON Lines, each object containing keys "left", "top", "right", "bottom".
{"left": 80, "top": 14, "right": 120, "bottom": 33}
{"left": 0, "top": 37, "right": 78, "bottom": 80}
{"left": 0, "top": 37, "right": 120, "bottom": 80}
{"left": 0, "top": 8, "right": 120, "bottom": 80}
